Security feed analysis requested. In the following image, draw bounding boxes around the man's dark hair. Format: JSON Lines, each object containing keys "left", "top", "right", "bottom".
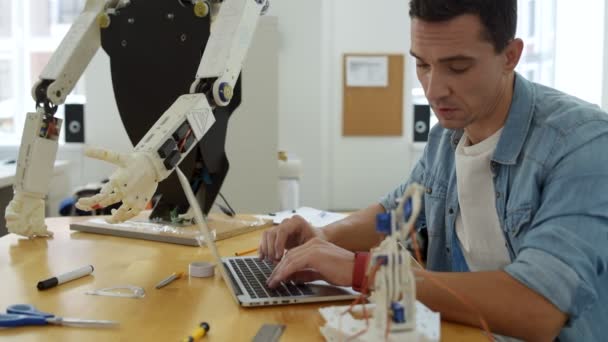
{"left": 409, "top": 0, "right": 517, "bottom": 53}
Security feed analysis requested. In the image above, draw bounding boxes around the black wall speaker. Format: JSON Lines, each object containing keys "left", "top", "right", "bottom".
{"left": 64, "top": 104, "right": 84, "bottom": 143}
{"left": 413, "top": 104, "right": 430, "bottom": 142}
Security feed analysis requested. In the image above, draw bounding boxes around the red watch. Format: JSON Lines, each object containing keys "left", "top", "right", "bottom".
{"left": 352, "top": 252, "right": 370, "bottom": 292}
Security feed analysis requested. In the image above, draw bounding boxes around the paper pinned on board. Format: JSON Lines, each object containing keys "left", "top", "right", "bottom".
{"left": 256, "top": 207, "right": 348, "bottom": 228}
{"left": 346, "top": 56, "right": 389, "bottom": 87}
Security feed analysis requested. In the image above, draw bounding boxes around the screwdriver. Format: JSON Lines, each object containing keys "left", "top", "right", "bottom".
{"left": 182, "top": 322, "right": 210, "bottom": 341}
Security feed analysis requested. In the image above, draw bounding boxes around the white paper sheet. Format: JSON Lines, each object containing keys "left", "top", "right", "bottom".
{"left": 256, "top": 207, "right": 348, "bottom": 228}
{"left": 346, "top": 56, "right": 389, "bottom": 87}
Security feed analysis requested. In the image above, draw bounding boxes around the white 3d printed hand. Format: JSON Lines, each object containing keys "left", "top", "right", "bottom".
{"left": 5, "top": 191, "right": 51, "bottom": 238}
{"left": 75, "top": 146, "right": 160, "bottom": 224}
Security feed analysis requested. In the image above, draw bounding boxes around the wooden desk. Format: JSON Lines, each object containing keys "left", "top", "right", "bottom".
{"left": 0, "top": 217, "right": 486, "bottom": 341}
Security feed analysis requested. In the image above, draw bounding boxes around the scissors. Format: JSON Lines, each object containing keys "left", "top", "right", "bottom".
{"left": 0, "top": 304, "right": 118, "bottom": 328}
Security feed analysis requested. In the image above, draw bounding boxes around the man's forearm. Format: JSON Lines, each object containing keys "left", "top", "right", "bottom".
{"left": 321, "top": 204, "right": 385, "bottom": 251}
{"left": 414, "top": 270, "right": 567, "bottom": 342}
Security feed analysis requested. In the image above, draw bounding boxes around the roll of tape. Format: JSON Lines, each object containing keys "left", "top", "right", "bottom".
{"left": 189, "top": 262, "right": 215, "bottom": 278}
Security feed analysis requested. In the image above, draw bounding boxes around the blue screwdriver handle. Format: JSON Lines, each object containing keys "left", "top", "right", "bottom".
{"left": 0, "top": 314, "right": 48, "bottom": 327}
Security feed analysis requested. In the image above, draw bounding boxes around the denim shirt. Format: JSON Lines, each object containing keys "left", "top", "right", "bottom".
{"left": 380, "top": 73, "right": 608, "bottom": 341}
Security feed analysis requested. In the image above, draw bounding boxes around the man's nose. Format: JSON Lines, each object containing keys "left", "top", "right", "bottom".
{"left": 424, "top": 71, "right": 451, "bottom": 103}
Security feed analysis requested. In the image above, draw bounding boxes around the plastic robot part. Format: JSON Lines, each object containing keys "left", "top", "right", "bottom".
{"left": 6, "top": 0, "right": 268, "bottom": 237}
{"left": 319, "top": 183, "right": 437, "bottom": 341}
{"left": 74, "top": 147, "right": 159, "bottom": 223}
{"left": 196, "top": 0, "right": 264, "bottom": 106}
{"left": 193, "top": 0, "right": 210, "bottom": 17}
{"left": 81, "top": 95, "right": 219, "bottom": 223}
{"left": 6, "top": 111, "right": 62, "bottom": 237}
{"left": 319, "top": 302, "right": 440, "bottom": 342}
{"left": 5, "top": 191, "right": 51, "bottom": 238}
{"left": 41, "top": 0, "right": 108, "bottom": 106}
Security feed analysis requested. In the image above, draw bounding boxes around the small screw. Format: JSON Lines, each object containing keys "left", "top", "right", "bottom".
{"left": 121, "top": 40, "right": 127, "bottom": 47}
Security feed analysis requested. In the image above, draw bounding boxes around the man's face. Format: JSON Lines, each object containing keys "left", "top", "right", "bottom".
{"left": 411, "top": 14, "right": 512, "bottom": 132}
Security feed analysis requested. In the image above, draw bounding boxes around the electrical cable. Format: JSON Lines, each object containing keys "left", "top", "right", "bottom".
{"left": 217, "top": 191, "right": 236, "bottom": 216}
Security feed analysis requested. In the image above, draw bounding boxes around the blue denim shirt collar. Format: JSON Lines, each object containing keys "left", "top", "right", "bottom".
{"left": 494, "top": 73, "right": 535, "bottom": 165}
{"left": 449, "top": 73, "right": 535, "bottom": 165}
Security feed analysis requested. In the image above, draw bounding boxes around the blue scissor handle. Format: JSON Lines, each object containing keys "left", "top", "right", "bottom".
{"left": 6, "top": 304, "right": 54, "bottom": 318}
{"left": 0, "top": 314, "right": 48, "bottom": 327}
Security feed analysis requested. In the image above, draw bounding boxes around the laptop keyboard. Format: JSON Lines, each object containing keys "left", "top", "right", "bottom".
{"left": 229, "top": 258, "right": 315, "bottom": 299}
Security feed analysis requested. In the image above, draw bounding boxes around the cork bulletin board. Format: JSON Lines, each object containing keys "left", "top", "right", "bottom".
{"left": 342, "top": 54, "right": 404, "bottom": 136}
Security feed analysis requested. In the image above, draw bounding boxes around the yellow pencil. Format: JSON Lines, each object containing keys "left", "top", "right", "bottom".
{"left": 155, "top": 271, "right": 184, "bottom": 289}
{"left": 234, "top": 247, "right": 258, "bottom": 256}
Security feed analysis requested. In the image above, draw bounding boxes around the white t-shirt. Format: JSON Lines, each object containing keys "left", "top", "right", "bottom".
{"left": 454, "top": 128, "right": 511, "bottom": 272}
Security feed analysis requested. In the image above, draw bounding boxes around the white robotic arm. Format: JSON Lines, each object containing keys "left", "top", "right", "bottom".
{"left": 75, "top": 0, "right": 268, "bottom": 223}
{"left": 6, "top": 0, "right": 269, "bottom": 236}
{"left": 5, "top": 0, "right": 128, "bottom": 237}
{"left": 75, "top": 94, "right": 216, "bottom": 223}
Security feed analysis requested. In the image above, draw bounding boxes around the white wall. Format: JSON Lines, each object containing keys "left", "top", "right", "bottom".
{"left": 325, "top": 0, "right": 415, "bottom": 210}
{"left": 265, "top": 1, "right": 329, "bottom": 209}
{"left": 83, "top": 51, "right": 134, "bottom": 183}
{"left": 221, "top": 17, "right": 279, "bottom": 213}
{"left": 554, "top": 0, "right": 605, "bottom": 107}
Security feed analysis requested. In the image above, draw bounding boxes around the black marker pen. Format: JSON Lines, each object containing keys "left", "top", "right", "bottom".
{"left": 37, "top": 265, "right": 94, "bottom": 290}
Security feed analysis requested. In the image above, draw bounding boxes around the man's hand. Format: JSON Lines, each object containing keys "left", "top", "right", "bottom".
{"left": 5, "top": 191, "right": 50, "bottom": 237}
{"left": 75, "top": 146, "right": 159, "bottom": 223}
{"left": 266, "top": 238, "right": 355, "bottom": 288}
{"left": 258, "top": 215, "right": 326, "bottom": 262}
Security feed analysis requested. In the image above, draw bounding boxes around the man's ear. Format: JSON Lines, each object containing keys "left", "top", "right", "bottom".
{"left": 503, "top": 38, "right": 524, "bottom": 72}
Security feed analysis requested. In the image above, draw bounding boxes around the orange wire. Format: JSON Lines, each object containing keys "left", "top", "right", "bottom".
{"left": 408, "top": 223, "right": 494, "bottom": 341}
{"left": 342, "top": 263, "right": 382, "bottom": 342}
{"left": 339, "top": 205, "right": 495, "bottom": 342}
{"left": 178, "top": 129, "right": 193, "bottom": 152}
{"left": 48, "top": 122, "right": 56, "bottom": 138}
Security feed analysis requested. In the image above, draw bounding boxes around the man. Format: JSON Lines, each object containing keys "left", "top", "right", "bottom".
{"left": 259, "top": 1, "right": 608, "bottom": 341}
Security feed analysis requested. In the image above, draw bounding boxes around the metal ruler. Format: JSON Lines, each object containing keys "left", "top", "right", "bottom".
{"left": 252, "top": 323, "right": 285, "bottom": 342}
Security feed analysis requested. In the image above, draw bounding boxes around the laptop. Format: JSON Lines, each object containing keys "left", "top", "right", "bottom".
{"left": 219, "top": 255, "right": 359, "bottom": 307}
{"left": 173, "top": 167, "right": 359, "bottom": 307}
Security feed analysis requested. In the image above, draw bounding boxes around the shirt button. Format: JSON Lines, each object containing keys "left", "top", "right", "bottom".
{"left": 426, "top": 187, "right": 432, "bottom": 194}
{"left": 496, "top": 192, "right": 501, "bottom": 199}
{"left": 448, "top": 208, "right": 454, "bottom": 214}
{"left": 453, "top": 138, "right": 460, "bottom": 145}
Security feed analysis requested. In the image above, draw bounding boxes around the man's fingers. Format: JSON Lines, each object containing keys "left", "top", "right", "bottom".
{"left": 264, "top": 230, "right": 276, "bottom": 262}
{"left": 84, "top": 146, "right": 129, "bottom": 167}
{"left": 258, "top": 231, "right": 267, "bottom": 260}
{"left": 287, "top": 270, "right": 323, "bottom": 284}
{"left": 259, "top": 230, "right": 271, "bottom": 260}
{"left": 273, "top": 221, "right": 299, "bottom": 260}
{"left": 267, "top": 247, "right": 311, "bottom": 288}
